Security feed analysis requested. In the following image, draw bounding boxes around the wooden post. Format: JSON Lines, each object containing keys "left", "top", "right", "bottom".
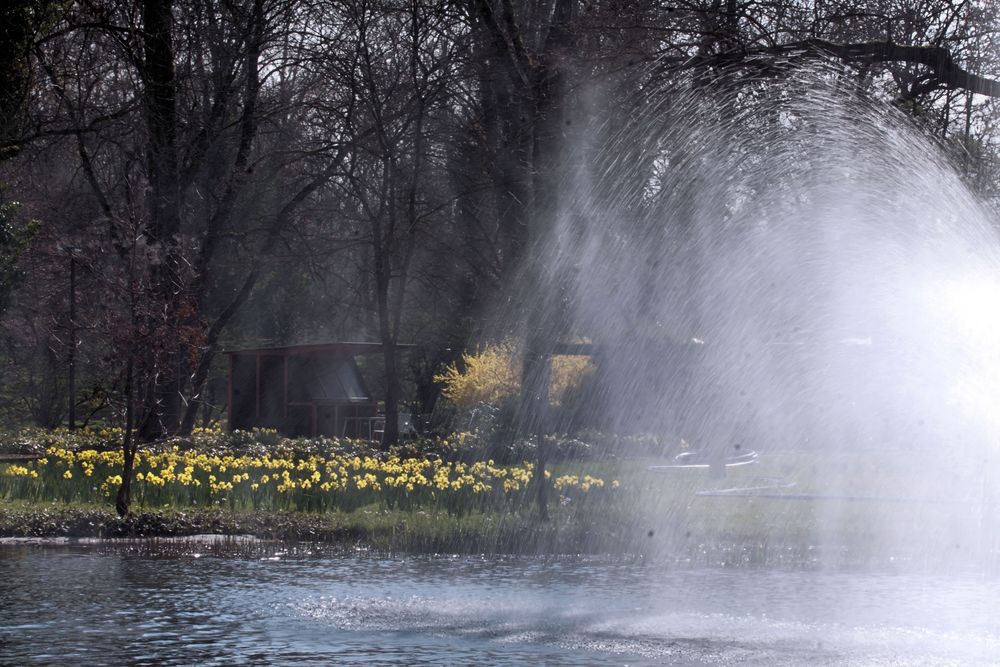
{"left": 226, "top": 354, "right": 233, "bottom": 432}
{"left": 255, "top": 353, "right": 261, "bottom": 420}
{"left": 67, "top": 251, "right": 76, "bottom": 430}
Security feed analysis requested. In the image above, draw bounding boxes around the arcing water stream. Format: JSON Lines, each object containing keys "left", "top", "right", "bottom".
{"left": 532, "top": 69, "right": 1000, "bottom": 565}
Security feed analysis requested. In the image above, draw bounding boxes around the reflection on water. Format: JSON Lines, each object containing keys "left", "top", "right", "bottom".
{"left": 2, "top": 543, "right": 999, "bottom": 665}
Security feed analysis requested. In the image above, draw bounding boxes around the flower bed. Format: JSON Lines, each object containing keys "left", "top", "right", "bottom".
{"left": 2, "top": 444, "right": 618, "bottom": 516}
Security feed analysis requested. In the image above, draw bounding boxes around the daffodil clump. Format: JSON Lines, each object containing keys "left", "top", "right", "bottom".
{"left": 2, "top": 425, "right": 132, "bottom": 457}
{"left": 1, "top": 445, "right": 619, "bottom": 515}
{"left": 2, "top": 423, "right": 235, "bottom": 458}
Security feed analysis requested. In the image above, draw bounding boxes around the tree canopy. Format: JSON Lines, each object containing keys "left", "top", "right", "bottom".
{"left": 1, "top": 0, "right": 999, "bottom": 514}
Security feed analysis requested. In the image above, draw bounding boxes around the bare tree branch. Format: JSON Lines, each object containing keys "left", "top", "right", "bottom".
{"left": 684, "top": 39, "right": 1000, "bottom": 98}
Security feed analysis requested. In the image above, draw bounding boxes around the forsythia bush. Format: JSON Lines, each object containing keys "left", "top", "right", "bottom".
{"left": 435, "top": 340, "right": 594, "bottom": 409}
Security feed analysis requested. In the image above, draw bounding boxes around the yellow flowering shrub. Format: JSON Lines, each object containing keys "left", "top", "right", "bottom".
{"left": 435, "top": 340, "right": 595, "bottom": 409}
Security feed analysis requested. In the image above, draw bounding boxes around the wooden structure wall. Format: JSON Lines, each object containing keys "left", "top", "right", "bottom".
{"left": 226, "top": 343, "right": 396, "bottom": 438}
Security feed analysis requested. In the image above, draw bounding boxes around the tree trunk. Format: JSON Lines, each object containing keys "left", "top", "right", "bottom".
{"left": 474, "top": 0, "right": 575, "bottom": 520}
{"left": 178, "top": 0, "right": 267, "bottom": 434}
{"left": 178, "top": 266, "right": 260, "bottom": 435}
{"left": 523, "top": 0, "right": 574, "bottom": 519}
{"left": 139, "top": 0, "right": 183, "bottom": 440}
{"left": 115, "top": 444, "right": 136, "bottom": 517}
{"left": 521, "top": 335, "right": 551, "bottom": 520}
{"left": 115, "top": 360, "right": 137, "bottom": 517}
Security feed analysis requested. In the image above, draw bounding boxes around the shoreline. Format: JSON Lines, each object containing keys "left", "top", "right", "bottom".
{"left": 0, "top": 533, "right": 265, "bottom": 546}
{"left": 0, "top": 502, "right": 637, "bottom": 556}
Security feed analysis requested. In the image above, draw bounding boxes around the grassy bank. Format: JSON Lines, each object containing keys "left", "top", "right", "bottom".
{"left": 3, "top": 426, "right": 996, "bottom": 565}
{"left": 3, "top": 494, "right": 963, "bottom": 568}
{"left": 0, "top": 426, "right": 637, "bottom": 554}
{"left": 0, "top": 499, "right": 648, "bottom": 555}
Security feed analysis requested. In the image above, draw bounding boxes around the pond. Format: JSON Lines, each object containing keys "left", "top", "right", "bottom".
{"left": 2, "top": 540, "right": 998, "bottom": 665}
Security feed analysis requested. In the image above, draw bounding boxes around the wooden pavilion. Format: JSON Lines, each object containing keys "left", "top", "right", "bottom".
{"left": 225, "top": 342, "right": 409, "bottom": 439}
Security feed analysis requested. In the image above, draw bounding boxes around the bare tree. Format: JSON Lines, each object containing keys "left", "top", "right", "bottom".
{"left": 305, "top": 0, "right": 467, "bottom": 445}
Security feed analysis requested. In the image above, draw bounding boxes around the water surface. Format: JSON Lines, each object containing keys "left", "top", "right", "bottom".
{"left": 2, "top": 542, "right": 998, "bottom": 665}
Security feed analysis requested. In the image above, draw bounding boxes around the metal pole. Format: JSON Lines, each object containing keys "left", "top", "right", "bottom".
{"left": 68, "top": 251, "right": 76, "bottom": 430}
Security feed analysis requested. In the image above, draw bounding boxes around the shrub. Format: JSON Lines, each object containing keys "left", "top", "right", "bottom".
{"left": 434, "top": 340, "right": 594, "bottom": 410}
{"left": 435, "top": 341, "right": 519, "bottom": 408}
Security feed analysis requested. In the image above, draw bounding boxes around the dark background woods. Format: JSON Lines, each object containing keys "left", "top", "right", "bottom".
{"left": 1, "top": 0, "right": 999, "bottom": 444}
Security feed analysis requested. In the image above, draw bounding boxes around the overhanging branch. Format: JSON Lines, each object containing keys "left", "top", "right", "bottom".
{"left": 685, "top": 39, "right": 1000, "bottom": 98}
